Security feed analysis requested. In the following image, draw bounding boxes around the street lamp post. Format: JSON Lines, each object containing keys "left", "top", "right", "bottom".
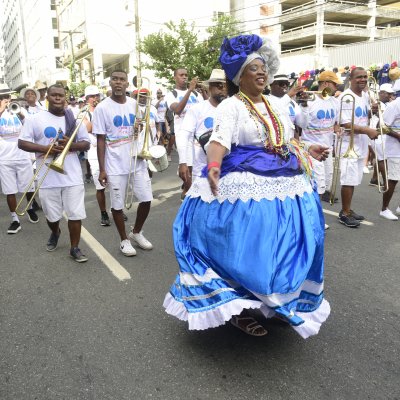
{"left": 61, "top": 30, "right": 82, "bottom": 83}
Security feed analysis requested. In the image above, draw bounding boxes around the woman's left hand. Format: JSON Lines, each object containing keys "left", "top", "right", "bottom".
{"left": 308, "top": 144, "right": 330, "bottom": 161}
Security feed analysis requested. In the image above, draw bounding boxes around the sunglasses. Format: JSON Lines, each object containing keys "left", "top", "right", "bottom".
{"left": 209, "top": 83, "right": 225, "bottom": 90}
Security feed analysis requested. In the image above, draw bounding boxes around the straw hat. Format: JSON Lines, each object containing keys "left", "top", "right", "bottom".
{"left": 0, "top": 83, "right": 16, "bottom": 95}
{"left": 21, "top": 87, "right": 40, "bottom": 99}
{"left": 34, "top": 80, "right": 47, "bottom": 90}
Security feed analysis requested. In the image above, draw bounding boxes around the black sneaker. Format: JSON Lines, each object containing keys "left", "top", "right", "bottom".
{"left": 46, "top": 230, "right": 60, "bottom": 252}
{"left": 369, "top": 179, "right": 379, "bottom": 187}
{"left": 7, "top": 221, "right": 21, "bottom": 234}
{"left": 70, "top": 247, "right": 88, "bottom": 263}
{"left": 338, "top": 213, "right": 360, "bottom": 228}
{"left": 101, "top": 212, "right": 111, "bottom": 226}
{"left": 31, "top": 198, "right": 42, "bottom": 211}
{"left": 349, "top": 210, "right": 365, "bottom": 221}
{"left": 321, "top": 191, "right": 338, "bottom": 203}
{"left": 27, "top": 209, "right": 39, "bottom": 224}
{"left": 123, "top": 213, "right": 128, "bottom": 222}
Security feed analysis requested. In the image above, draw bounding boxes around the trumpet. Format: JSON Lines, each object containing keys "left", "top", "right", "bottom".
{"left": 329, "top": 93, "right": 359, "bottom": 205}
{"left": 9, "top": 101, "right": 21, "bottom": 114}
{"left": 125, "top": 76, "right": 153, "bottom": 210}
{"left": 296, "top": 87, "right": 332, "bottom": 101}
{"left": 15, "top": 109, "right": 89, "bottom": 215}
{"left": 367, "top": 76, "right": 389, "bottom": 193}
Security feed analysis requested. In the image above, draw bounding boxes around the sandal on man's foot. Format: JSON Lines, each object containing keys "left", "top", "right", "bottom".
{"left": 230, "top": 316, "right": 268, "bottom": 336}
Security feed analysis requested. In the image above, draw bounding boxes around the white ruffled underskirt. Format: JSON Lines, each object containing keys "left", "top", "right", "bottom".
{"left": 187, "top": 172, "right": 313, "bottom": 204}
{"left": 163, "top": 293, "right": 330, "bottom": 339}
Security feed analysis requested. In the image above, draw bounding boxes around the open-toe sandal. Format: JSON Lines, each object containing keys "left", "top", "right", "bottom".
{"left": 230, "top": 316, "right": 268, "bottom": 336}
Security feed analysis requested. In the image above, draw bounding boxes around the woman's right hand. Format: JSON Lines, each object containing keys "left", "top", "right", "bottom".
{"left": 208, "top": 167, "right": 220, "bottom": 196}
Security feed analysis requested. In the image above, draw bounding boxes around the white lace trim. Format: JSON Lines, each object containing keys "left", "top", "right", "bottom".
{"left": 187, "top": 172, "right": 313, "bottom": 204}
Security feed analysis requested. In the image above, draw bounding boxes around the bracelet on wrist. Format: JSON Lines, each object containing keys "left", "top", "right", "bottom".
{"left": 207, "top": 161, "right": 221, "bottom": 171}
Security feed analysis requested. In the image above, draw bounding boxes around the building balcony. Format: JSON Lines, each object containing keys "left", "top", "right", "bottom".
{"left": 280, "top": 21, "right": 400, "bottom": 49}
{"left": 279, "top": 0, "right": 400, "bottom": 30}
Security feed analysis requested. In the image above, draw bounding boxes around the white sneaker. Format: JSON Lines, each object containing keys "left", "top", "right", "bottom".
{"left": 396, "top": 206, "right": 400, "bottom": 215}
{"left": 129, "top": 230, "right": 153, "bottom": 250}
{"left": 167, "top": 155, "right": 172, "bottom": 162}
{"left": 324, "top": 223, "right": 330, "bottom": 230}
{"left": 363, "top": 166, "right": 370, "bottom": 174}
{"left": 379, "top": 209, "right": 398, "bottom": 221}
{"left": 120, "top": 239, "right": 136, "bottom": 256}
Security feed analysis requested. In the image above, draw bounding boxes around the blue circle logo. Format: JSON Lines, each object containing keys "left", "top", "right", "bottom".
{"left": 204, "top": 117, "right": 214, "bottom": 129}
{"left": 355, "top": 106, "right": 363, "bottom": 117}
{"left": 316, "top": 110, "right": 326, "bottom": 120}
{"left": 113, "top": 115, "right": 123, "bottom": 127}
{"left": 44, "top": 126, "right": 58, "bottom": 138}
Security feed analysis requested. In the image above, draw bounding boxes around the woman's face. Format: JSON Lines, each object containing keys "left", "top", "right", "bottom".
{"left": 239, "top": 58, "right": 268, "bottom": 96}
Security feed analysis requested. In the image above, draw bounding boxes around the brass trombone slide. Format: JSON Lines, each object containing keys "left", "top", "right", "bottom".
{"left": 329, "top": 93, "right": 359, "bottom": 205}
{"left": 125, "top": 76, "right": 153, "bottom": 210}
{"left": 367, "top": 76, "right": 389, "bottom": 193}
{"left": 15, "top": 109, "right": 89, "bottom": 216}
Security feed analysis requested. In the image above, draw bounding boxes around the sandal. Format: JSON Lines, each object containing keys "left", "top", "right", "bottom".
{"left": 230, "top": 316, "right": 268, "bottom": 337}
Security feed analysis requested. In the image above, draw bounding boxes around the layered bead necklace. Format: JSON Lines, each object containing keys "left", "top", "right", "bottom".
{"left": 237, "top": 91, "right": 287, "bottom": 155}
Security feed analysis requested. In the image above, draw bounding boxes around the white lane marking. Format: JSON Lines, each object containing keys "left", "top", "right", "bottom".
{"left": 323, "top": 208, "right": 374, "bottom": 226}
{"left": 152, "top": 188, "right": 182, "bottom": 207}
{"left": 63, "top": 213, "right": 131, "bottom": 281}
{"left": 80, "top": 226, "right": 131, "bottom": 281}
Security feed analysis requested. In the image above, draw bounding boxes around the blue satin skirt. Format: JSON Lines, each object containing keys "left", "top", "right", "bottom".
{"left": 165, "top": 186, "right": 328, "bottom": 335}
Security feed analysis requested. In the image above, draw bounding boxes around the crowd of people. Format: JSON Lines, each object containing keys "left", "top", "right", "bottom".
{"left": 1, "top": 32, "right": 399, "bottom": 339}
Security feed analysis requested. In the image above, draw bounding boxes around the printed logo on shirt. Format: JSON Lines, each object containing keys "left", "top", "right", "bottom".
{"left": 316, "top": 108, "right": 336, "bottom": 120}
{"left": 44, "top": 126, "right": 64, "bottom": 139}
{"left": 204, "top": 117, "right": 214, "bottom": 129}
{"left": 355, "top": 106, "right": 368, "bottom": 118}
{"left": 0, "top": 115, "right": 22, "bottom": 134}
{"left": 178, "top": 95, "right": 198, "bottom": 105}
{"left": 113, "top": 113, "right": 135, "bottom": 128}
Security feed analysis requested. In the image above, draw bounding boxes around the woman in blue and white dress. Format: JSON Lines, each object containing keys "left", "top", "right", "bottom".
{"left": 163, "top": 35, "right": 331, "bottom": 339}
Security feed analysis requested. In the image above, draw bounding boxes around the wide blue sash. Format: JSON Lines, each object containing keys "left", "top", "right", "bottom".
{"left": 201, "top": 144, "right": 302, "bottom": 178}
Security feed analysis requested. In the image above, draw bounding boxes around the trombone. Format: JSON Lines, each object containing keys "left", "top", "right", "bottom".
{"left": 15, "top": 109, "right": 89, "bottom": 216}
{"left": 329, "top": 93, "right": 359, "bottom": 205}
{"left": 296, "top": 87, "right": 332, "bottom": 101}
{"left": 367, "top": 76, "right": 389, "bottom": 193}
{"left": 125, "top": 76, "right": 153, "bottom": 210}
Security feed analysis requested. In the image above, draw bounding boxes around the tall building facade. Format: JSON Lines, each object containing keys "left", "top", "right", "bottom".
{"left": 230, "top": 0, "right": 400, "bottom": 71}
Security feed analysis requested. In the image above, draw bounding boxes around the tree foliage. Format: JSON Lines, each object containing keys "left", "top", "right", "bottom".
{"left": 141, "top": 15, "right": 240, "bottom": 85}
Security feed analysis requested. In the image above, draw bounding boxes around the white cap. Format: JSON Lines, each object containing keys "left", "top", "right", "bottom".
{"left": 379, "top": 83, "right": 395, "bottom": 93}
{"left": 85, "top": 85, "right": 100, "bottom": 97}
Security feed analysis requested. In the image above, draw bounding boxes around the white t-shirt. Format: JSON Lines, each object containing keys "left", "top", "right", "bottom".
{"left": 383, "top": 97, "right": 400, "bottom": 158}
{"left": 301, "top": 96, "right": 339, "bottom": 147}
{"left": 338, "top": 88, "right": 370, "bottom": 158}
{"left": 267, "top": 94, "right": 308, "bottom": 138}
{"left": 165, "top": 89, "right": 203, "bottom": 133}
{"left": 92, "top": 96, "right": 146, "bottom": 175}
{"left": 0, "top": 110, "right": 31, "bottom": 161}
{"left": 178, "top": 100, "right": 216, "bottom": 177}
{"left": 152, "top": 98, "right": 167, "bottom": 123}
{"left": 19, "top": 111, "right": 89, "bottom": 188}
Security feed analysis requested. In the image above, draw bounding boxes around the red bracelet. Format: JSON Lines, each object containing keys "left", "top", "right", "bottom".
{"left": 207, "top": 161, "right": 221, "bottom": 171}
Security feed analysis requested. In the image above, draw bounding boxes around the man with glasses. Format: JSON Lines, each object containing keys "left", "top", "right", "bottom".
{"left": 300, "top": 71, "right": 342, "bottom": 229}
{"left": 0, "top": 84, "right": 39, "bottom": 234}
{"left": 267, "top": 74, "right": 308, "bottom": 140}
{"left": 177, "top": 69, "right": 227, "bottom": 193}
{"left": 337, "top": 67, "right": 378, "bottom": 227}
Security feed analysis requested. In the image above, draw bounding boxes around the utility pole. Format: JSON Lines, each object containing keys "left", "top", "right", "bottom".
{"left": 68, "top": 31, "right": 76, "bottom": 82}
{"left": 134, "top": 0, "right": 141, "bottom": 84}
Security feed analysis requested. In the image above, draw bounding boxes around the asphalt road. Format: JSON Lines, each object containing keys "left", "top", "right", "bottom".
{"left": 0, "top": 154, "right": 399, "bottom": 400}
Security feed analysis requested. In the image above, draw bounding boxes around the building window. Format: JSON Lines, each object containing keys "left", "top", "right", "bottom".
{"left": 51, "top": 0, "right": 56, "bottom": 10}
{"left": 52, "top": 18, "right": 58, "bottom": 30}
{"left": 53, "top": 37, "right": 59, "bottom": 49}
{"left": 55, "top": 57, "right": 62, "bottom": 69}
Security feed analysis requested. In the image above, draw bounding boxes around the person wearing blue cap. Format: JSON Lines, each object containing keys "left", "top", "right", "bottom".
{"left": 164, "top": 34, "right": 331, "bottom": 338}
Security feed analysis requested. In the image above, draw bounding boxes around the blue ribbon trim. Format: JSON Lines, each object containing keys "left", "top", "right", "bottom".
{"left": 201, "top": 144, "right": 302, "bottom": 178}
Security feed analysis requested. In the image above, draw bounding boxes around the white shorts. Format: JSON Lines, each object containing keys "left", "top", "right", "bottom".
{"left": 39, "top": 185, "right": 86, "bottom": 222}
{"left": 108, "top": 169, "right": 153, "bottom": 211}
{"left": 88, "top": 159, "right": 104, "bottom": 191}
{"left": 340, "top": 158, "right": 364, "bottom": 186}
{"left": 0, "top": 159, "right": 35, "bottom": 195}
{"left": 311, "top": 152, "right": 333, "bottom": 195}
{"left": 387, "top": 158, "right": 400, "bottom": 181}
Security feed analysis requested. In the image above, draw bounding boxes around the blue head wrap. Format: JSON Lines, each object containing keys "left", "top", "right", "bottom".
{"left": 219, "top": 34, "right": 280, "bottom": 85}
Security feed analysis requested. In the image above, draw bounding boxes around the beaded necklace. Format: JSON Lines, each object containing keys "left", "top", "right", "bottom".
{"left": 237, "top": 91, "right": 286, "bottom": 154}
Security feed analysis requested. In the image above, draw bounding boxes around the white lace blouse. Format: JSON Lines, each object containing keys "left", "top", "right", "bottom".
{"left": 187, "top": 96, "right": 313, "bottom": 204}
